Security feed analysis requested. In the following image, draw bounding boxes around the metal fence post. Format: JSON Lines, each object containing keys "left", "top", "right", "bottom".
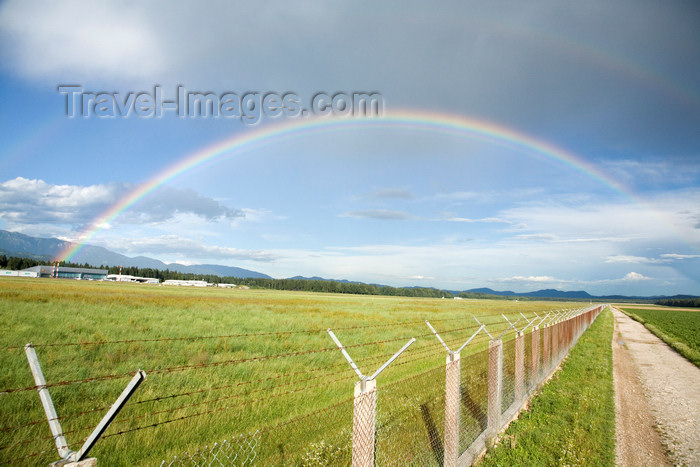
{"left": 487, "top": 339, "right": 503, "bottom": 442}
{"left": 352, "top": 379, "right": 377, "bottom": 467}
{"left": 531, "top": 327, "right": 539, "bottom": 386}
{"left": 24, "top": 344, "right": 145, "bottom": 465}
{"left": 444, "top": 353, "right": 460, "bottom": 467}
{"left": 552, "top": 322, "right": 559, "bottom": 363}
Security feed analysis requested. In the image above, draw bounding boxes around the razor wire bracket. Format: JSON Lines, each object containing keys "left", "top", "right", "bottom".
{"left": 24, "top": 343, "right": 146, "bottom": 463}
{"left": 327, "top": 329, "right": 415, "bottom": 393}
{"left": 497, "top": 316, "right": 521, "bottom": 339}
{"left": 519, "top": 313, "right": 536, "bottom": 333}
{"left": 425, "top": 321, "right": 485, "bottom": 360}
{"left": 471, "top": 315, "right": 494, "bottom": 340}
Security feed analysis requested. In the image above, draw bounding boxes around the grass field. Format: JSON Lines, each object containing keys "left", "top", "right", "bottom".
{"left": 618, "top": 306, "right": 700, "bottom": 367}
{"left": 1, "top": 278, "right": 586, "bottom": 465}
{"left": 479, "top": 307, "right": 615, "bottom": 466}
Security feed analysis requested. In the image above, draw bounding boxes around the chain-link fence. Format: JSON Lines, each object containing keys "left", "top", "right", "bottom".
{"left": 159, "top": 305, "right": 603, "bottom": 466}
{"left": 161, "top": 431, "right": 260, "bottom": 466}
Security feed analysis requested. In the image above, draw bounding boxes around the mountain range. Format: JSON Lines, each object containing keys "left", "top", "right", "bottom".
{"left": 1, "top": 229, "right": 696, "bottom": 300}
{"left": 0, "top": 230, "right": 271, "bottom": 279}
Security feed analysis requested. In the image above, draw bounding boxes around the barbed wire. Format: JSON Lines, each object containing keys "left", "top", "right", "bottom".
{"left": 0, "top": 326, "right": 478, "bottom": 437}
{"left": 0, "top": 321, "right": 499, "bottom": 439}
{"left": 0, "top": 317, "right": 546, "bottom": 450}
{"left": 2, "top": 313, "right": 497, "bottom": 351}
{"left": 0, "top": 334, "right": 440, "bottom": 434}
{"left": 100, "top": 371, "right": 357, "bottom": 440}
{"left": 0, "top": 322, "right": 490, "bottom": 395}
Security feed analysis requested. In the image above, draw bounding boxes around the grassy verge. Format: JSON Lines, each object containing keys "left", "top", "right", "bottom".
{"left": 618, "top": 307, "right": 700, "bottom": 368}
{"left": 479, "top": 307, "right": 615, "bottom": 467}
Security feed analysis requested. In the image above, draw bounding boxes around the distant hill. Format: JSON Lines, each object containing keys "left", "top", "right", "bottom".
{"left": 0, "top": 230, "right": 271, "bottom": 279}
{"left": 2, "top": 229, "right": 696, "bottom": 299}
{"left": 464, "top": 287, "right": 517, "bottom": 296}
{"left": 288, "top": 275, "right": 362, "bottom": 284}
{"left": 462, "top": 287, "right": 592, "bottom": 299}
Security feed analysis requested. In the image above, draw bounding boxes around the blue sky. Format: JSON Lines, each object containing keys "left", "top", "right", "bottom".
{"left": 0, "top": 1, "right": 699, "bottom": 295}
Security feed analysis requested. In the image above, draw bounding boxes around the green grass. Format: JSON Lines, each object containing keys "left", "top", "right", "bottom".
{"left": 0, "top": 278, "right": 586, "bottom": 465}
{"left": 479, "top": 307, "right": 615, "bottom": 467}
{"left": 618, "top": 307, "right": 700, "bottom": 367}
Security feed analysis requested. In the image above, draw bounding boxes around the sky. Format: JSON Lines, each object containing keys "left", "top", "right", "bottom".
{"left": 0, "top": 0, "right": 699, "bottom": 296}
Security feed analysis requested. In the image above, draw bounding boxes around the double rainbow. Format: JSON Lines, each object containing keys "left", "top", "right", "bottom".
{"left": 57, "top": 109, "right": 655, "bottom": 262}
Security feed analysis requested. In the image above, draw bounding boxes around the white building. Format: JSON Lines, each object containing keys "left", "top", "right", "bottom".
{"left": 1, "top": 269, "right": 40, "bottom": 278}
{"left": 162, "top": 279, "right": 210, "bottom": 287}
{"left": 106, "top": 274, "right": 159, "bottom": 284}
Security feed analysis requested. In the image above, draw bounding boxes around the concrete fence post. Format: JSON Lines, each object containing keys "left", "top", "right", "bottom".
{"left": 531, "top": 327, "right": 539, "bottom": 386}
{"left": 444, "top": 353, "right": 460, "bottom": 467}
{"left": 514, "top": 332, "right": 525, "bottom": 402}
{"left": 552, "top": 322, "right": 559, "bottom": 363}
{"left": 352, "top": 379, "right": 377, "bottom": 467}
{"left": 542, "top": 325, "right": 551, "bottom": 373}
{"left": 487, "top": 339, "right": 503, "bottom": 442}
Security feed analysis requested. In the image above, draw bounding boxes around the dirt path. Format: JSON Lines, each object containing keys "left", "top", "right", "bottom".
{"left": 612, "top": 306, "right": 700, "bottom": 466}
{"left": 614, "top": 304, "right": 700, "bottom": 312}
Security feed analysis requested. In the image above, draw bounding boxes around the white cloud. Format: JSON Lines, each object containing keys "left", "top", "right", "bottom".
{"left": 444, "top": 217, "right": 511, "bottom": 223}
{"left": 604, "top": 255, "right": 663, "bottom": 264}
{"left": 660, "top": 253, "right": 700, "bottom": 260}
{"left": 104, "top": 235, "right": 277, "bottom": 262}
{"left": 0, "top": 177, "right": 241, "bottom": 227}
{"left": 500, "top": 275, "right": 561, "bottom": 283}
{"left": 621, "top": 272, "right": 651, "bottom": 282}
{"left": 602, "top": 159, "right": 700, "bottom": 188}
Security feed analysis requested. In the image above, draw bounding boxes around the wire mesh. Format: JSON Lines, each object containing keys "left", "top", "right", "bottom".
{"left": 375, "top": 365, "right": 446, "bottom": 466}
{"left": 160, "top": 431, "right": 260, "bottom": 466}
{"left": 523, "top": 331, "right": 533, "bottom": 394}
{"left": 458, "top": 347, "right": 488, "bottom": 453}
{"left": 500, "top": 338, "right": 516, "bottom": 414}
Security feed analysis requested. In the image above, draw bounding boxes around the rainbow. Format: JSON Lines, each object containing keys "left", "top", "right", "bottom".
{"left": 56, "top": 109, "right": 655, "bottom": 262}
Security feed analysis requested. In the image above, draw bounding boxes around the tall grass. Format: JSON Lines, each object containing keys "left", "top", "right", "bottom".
{"left": 1, "top": 278, "right": 582, "bottom": 465}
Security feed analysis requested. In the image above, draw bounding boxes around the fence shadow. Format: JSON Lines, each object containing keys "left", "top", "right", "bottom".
{"left": 420, "top": 403, "right": 443, "bottom": 465}
{"left": 460, "top": 384, "right": 487, "bottom": 432}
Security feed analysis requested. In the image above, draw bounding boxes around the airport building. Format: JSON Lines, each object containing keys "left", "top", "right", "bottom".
{"left": 162, "top": 279, "right": 210, "bottom": 287}
{"left": 0, "top": 269, "right": 38, "bottom": 278}
{"left": 22, "top": 266, "right": 108, "bottom": 280}
{"left": 106, "top": 274, "right": 159, "bottom": 284}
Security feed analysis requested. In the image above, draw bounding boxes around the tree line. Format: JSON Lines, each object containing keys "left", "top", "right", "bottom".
{"left": 655, "top": 298, "right": 700, "bottom": 308}
{"left": 0, "top": 255, "right": 453, "bottom": 298}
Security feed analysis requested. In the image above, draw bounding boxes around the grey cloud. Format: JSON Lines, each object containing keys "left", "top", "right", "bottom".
{"left": 370, "top": 188, "right": 414, "bottom": 199}
{"left": 128, "top": 187, "right": 243, "bottom": 223}
{"left": 2, "top": 1, "right": 697, "bottom": 159}
{"left": 112, "top": 235, "right": 276, "bottom": 262}
{"left": 343, "top": 210, "right": 413, "bottom": 220}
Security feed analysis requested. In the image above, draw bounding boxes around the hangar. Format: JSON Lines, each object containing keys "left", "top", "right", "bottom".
{"left": 22, "top": 266, "right": 108, "bottom": 280}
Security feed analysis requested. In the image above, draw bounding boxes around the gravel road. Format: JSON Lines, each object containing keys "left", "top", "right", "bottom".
{"left": 612, "top": 307, "right": 700, "bottom": 466}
